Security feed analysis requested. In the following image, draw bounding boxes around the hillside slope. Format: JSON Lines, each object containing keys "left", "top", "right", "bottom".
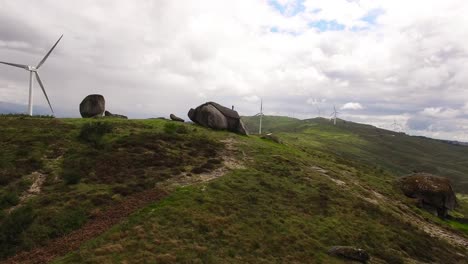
{"left": 243, "top": 116, "right": 468, "bottom": 193}
{"left": 0, "top": 116, "right": 467, "bottom": 263}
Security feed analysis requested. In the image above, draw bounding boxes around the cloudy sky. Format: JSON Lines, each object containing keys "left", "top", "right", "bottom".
{"left": 0, "top": 0, "right": 467, "bottom": 141}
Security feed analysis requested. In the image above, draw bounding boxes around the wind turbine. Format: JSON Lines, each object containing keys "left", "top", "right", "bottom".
{"left": 310, "top": 99, "right": 321, "bottom": 117}
{"left": 254, "top": 98, "right": 264, "bottom": 134}
{"left": 392, "top": 119, "right": 402, "bottom": 132}
{"left": 0, "top": 35, "right": 63, "bottom": 116}
{"left": 330, "top": 105, "right": 339, "bottom": 125}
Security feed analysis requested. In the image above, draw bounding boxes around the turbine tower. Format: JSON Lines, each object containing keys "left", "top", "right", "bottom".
{"left": 330, "top": 105, "right": 339, "bottom": 125}
{"left": 0, "top": 35, "right": 63, "bottom": 116}
{"left": 255, "top": 98, "right": 264, "bottom": 134}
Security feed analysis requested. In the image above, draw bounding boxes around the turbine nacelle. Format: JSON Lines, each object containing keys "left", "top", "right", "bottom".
{"left": 28, "top": 66, "right": 37, "bottom": 72}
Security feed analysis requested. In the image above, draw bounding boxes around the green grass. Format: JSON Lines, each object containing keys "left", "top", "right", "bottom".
{"left": 1, "top": 115, "right": 467, "bottom": 263}
{"left": 55, "top": 129, "right": 467, "bottom": 263}
{"left": 0, "top": 117, "right": 223, "bottom": 259}
{"left": 243, "top": 116, "right": 468, "bottom": 193}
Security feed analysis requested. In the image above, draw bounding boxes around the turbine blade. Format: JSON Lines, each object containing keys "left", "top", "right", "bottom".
{"left": 37, "top": 34, "right": 63, "bottom": 69}
{"left": 0, "top": 61, "right": 29, "bottom": 70}
{"left": 34, "top": 72, "right": 54, "bottom": 113}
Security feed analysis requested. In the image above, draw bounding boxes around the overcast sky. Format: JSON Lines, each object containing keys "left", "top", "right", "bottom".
{"left": 0, "top": 0, "right": 467, "bottom": 141}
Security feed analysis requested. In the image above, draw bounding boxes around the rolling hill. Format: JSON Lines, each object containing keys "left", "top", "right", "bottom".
{"left": 242, "top": 116, "right": 468, "bottom": 194}
{"left": 0, "top": 116, "right": 467, "bottom": 263}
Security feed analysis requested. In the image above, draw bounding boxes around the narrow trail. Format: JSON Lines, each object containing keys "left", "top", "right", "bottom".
{"left": 4, "top": 189, "right": 168, "bottom": 264}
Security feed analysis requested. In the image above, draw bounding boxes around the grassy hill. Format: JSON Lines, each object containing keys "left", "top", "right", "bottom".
{"left": 0, "top": 116, "right": 467, "bottom": 263}
{"left": 243, "top": 116, "right": 468, "bottom": 193}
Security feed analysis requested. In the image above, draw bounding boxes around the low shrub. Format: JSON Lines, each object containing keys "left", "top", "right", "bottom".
{"left": 176, "top": 125, "right": 189, "bottom": 134}
{"left": 0, "top": 205, "right": 35, "bottom": 258}
{"left": 62, "top": 171, "right": 82, "bottom": 185}
{"left": 163, "top": 123, "right": 178, "bottom": 134}
{"left": 0, "top": 191, "right": 19, "bottom": 209}
{"left": 61, "top": 151, "right": 95, "bottom": 185}
{"left": 164, "top": 123, "right": 189, "bottom": 135}
{"left": 48, "top": 207, "right": 87, "bottom": 237}
{"left": 78, "top": 122, "right": 113, "bottom": 147}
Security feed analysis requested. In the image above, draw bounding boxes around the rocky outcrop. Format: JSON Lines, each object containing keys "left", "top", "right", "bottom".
{"left": 188, "top": 102, "right": 248, "bottom": 135}
{"left": 328, "top": 246, "right": 370, "bottom": 263}
{"left": 398, "top": 173, "right": 458, "bottom": 218}
{"left": 170, "top": 114, "right": 184, "bottom": 122}
{"left": 104, "top": 110, "right": 128, "bottom": 119}
{"left": 80, "top": 94, "right": 105, "bottom": 118}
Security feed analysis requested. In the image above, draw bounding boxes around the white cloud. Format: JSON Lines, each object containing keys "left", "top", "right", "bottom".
{"left": 341, "top": 102, "right": 364, "bottom": 110}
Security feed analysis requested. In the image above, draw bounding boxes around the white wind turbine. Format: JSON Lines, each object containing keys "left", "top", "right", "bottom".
{"left": 0, "top": 35, "right": 63, "bottom": 116}
{"left": 254, "top": 98, "right": 264, "bottom": 134}
{"left": 330, "top": 105, "right": 339, "bottom": 125}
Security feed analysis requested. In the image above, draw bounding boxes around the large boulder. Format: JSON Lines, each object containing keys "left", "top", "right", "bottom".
{"left": 328, "top": 246, "right": 370, "bottom": 263}
{"left": 398, "top": 173, "right": 458, "bottom": 218}
{"left": 80, "top": 94, "right": 105, "bottom": 118}
{"left": 188, "top": 102, "right": 248, "bottom": 135}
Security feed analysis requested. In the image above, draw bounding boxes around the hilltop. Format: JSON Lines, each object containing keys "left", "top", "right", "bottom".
{"left": 0, "top": 116, "right": 467, "bottom": 263}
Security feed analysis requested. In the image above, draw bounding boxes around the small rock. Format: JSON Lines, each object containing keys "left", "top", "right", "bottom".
{"left": 170, "top": 114, "right": 184, "bottom": 122}
{"left": 328, "top": 246, "right": 370, "bottom": 263}
{"left": 104, "top": 110, "right": 128, "bottom": 119}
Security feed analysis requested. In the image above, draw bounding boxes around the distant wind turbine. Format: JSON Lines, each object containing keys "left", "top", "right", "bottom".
{"left": 392, "top": 119, "right": 402, "bottom": 132}
{"left": 311, "top": 99, "right": 321, "bottom": 117}
{"left": 330, "top": 105, "right": 339, "bottom": 125}
{"left": 254, "top": 98, "right": 264, "bottom": 134}
{"left": 0, "top": 35, "right": 63, "bottom": 116}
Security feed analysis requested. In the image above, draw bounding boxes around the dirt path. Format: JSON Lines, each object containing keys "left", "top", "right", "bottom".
{"left": 3, "top": 188, "right": 168, "bottom": 264}
{"left": 8, "top": 172, "right": 46, "bottom": 213}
